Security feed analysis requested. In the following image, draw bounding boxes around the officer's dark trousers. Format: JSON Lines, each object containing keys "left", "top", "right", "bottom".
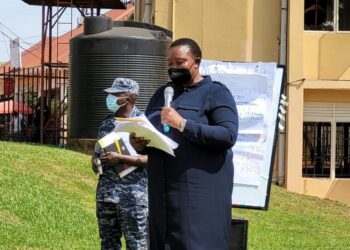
{"left": 96, "top": 201, "right": 148, "bottom": 250}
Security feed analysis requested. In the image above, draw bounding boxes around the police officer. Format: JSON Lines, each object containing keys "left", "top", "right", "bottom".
{"left": 91, "top": 78, "right": 148, "bottom": 250}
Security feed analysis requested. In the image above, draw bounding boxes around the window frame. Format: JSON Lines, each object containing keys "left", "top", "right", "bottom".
{"left": 303, "top": 121, "right": 332, "bottom": 178}
{"left": 304, "top": 0, "right": 350, "bottom": 33}
{"left": 334, "top": 122, "right": 350, "bottom": 178}
{"left": 303, "top": 102, "right": 350, "bottom": 179}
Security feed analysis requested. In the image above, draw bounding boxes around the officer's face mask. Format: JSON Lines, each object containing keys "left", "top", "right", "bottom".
{"left": 168, "top": 60, "right": 196, "bottom": 86}
{"left": 106, "top": 94, "right": 128, "bottom": 113}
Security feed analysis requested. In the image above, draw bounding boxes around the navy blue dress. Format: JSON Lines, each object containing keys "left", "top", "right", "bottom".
{"left": 145, "top": 76, "right": 239, "bottom": 250}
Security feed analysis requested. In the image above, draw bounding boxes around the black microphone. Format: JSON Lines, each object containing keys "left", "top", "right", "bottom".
{"left": 163, "top": 86, "right": 174, "bottom": 133}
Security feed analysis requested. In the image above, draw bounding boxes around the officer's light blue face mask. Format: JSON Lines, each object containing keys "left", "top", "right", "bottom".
{"left": 106, "top": 94, "right": 128, "bottom": 113}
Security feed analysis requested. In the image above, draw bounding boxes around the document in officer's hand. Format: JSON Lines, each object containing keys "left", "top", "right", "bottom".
{"left": 97, "top": 131, "right": 138, "bottom": 178}
{"left": 115, "top": 114, "right": 178, "bottom": 156}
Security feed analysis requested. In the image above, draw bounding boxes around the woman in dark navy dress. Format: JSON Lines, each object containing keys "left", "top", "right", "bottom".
{"left": 131, "top": 38, "right": 239, "bottom": 250}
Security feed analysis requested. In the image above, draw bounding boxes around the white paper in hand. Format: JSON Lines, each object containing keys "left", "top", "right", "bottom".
{"left": 115, "top": 114, "right": 178, "bottom": 156}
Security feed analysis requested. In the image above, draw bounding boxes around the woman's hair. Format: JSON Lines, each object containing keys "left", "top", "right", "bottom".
{"left": 170, "top": 38, "right": 202, "bottom": 63}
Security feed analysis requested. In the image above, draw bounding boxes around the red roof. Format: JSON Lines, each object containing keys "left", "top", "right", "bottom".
{"left": 0, "top": 5, "right": 134, "bottom": 71}
{"left": 0, "top": 100, "right": 33, "bottom": 115}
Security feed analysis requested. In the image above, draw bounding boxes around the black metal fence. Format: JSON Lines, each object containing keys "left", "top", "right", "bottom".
{"left": 0, "top": 67, "right": 68, "bottom": 145}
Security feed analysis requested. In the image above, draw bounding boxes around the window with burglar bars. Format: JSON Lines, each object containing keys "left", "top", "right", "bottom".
{"left": 336, "top": 123, "right": 350, "bottom": 178}
{"left": 303, "top": 121, "right": 350, "bottom": 178}
{"left": 303, "top": 122, "right": 332, "bottom": 177}
{"left": 303, "top": 102, "right": 350, "bottom": 179}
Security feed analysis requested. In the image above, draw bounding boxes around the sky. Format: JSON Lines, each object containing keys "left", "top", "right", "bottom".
{"left": 0, "top": 1, "right": 82, "bottom": 63}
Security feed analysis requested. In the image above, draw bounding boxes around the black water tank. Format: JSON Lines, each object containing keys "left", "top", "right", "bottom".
{"left": 69, "top": 17, "right": 172, "bottom": 139}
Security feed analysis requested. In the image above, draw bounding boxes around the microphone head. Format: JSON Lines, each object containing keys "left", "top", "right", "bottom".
{"left": 164, "top": 86, "right": 174, "bottom": 107}
{"left": 164, "top": 86, "right": 174, "bottom": 97}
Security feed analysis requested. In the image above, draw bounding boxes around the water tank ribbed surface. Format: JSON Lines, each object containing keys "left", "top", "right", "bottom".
{"left": 69, "top": 19, "right": 172, "bottom": 139}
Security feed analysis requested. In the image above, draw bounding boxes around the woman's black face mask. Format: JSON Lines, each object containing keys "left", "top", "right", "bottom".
{"left": 168, "top": 68, "right": 191, "bottom": 86}
{"left": 168, "top": 60, "right": 196, "bottom": 86}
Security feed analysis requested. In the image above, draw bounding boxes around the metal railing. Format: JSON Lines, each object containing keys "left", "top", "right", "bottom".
{"left": 0, "top": 67, "right": 68, "bottom": 145}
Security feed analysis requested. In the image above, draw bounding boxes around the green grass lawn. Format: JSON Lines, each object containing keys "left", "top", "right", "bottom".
{"left": 234, "top": 187, "right": 350, "bottom": 250}
{"left": 0, "top": 141, "right": 99, "bottom": 249}
{"left": 0, "top": 141, "right": 349, "bottom": 249}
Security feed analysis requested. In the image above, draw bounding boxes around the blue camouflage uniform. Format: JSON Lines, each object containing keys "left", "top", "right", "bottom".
{"left": 95, "top": 106, "right": 148, "bottom": 250}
